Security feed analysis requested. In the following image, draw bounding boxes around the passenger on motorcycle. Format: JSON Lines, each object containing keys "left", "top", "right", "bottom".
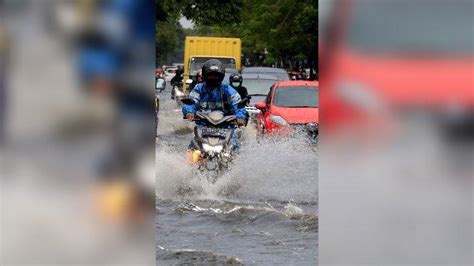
{"left": 170, "top": 65, "right": 184, "bottom": 86}
{"left": 229, "top": 72, "right": 248, "bottom": 101}
{"left": 189, "top": 70, "right": 203, "bottom": 91}
{"left": 182, "top": 59, "right": 248, "bottom": 150}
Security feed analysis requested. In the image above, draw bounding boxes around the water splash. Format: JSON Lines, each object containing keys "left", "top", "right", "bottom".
{"left": 156, "top": 133, "right": 318, "bottom": 203}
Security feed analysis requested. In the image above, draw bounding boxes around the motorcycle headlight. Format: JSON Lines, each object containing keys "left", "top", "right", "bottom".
{"left": 202, "top": 144, "right": 223, "bottom": 153}
{"left": 270, "top": 115, "right": 289, "bottom": 126}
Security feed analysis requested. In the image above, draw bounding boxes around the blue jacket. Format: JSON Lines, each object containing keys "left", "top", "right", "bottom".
{"left": 182, "top": 82, "right": 248, "bottom": 120}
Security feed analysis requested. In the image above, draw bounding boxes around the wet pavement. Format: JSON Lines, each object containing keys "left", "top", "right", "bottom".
{"left": 155, "top": 84, "right": 318, "bottom": 265}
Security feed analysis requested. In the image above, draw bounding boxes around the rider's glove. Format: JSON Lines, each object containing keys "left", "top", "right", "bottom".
{"left": 237, "top": 118, "right": 246, "bottom": 127}
{"left": 186, "top": 113, "right": 195, "bottom": 121}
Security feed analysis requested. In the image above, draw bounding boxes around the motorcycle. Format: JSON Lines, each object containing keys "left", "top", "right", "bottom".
{"left": 170, "top": 72, "right": 185, "bottom": 101}
{"left": 171, "top": 81, "right": 185, "bottom": 104}
{"left": 181, "top": 98, "right": 249, "bottom": 183}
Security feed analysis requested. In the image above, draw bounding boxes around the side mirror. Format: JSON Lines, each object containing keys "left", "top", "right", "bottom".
{"left": 185, "top": 79, "right": 193, "bottom": 85}
{"left": 255, "top": 102, "right": 266, "bottom": 110}
{"left": 155, "top": 78, "right": 166, "bottom": 90}
{"left": 180, "top": 97, "right": 194, "bottom": 105}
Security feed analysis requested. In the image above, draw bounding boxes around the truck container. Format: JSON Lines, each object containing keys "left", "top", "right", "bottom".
{"left": 183, "top": 36, "right": 241, "bottom": 92}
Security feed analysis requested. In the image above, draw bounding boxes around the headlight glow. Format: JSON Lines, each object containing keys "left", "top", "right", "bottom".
{"left": 202, "top": 144, "right": 223, "bottom": 153}
{"left": 270, "top": 115, "right": 289, "bottom": 126}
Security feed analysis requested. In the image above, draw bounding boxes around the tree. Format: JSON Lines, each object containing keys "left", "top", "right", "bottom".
{"left": 181, "top": 0, "right": 242, "bottom": 26}
{"left": 156, "top": 0, "right": 318, "bottom": 77}
{"left": 239, "top": 0, "right": 317, "bottom": 71}
{"left": 155, "top": 0, "right": 182, "bottom": 66}
{"left": 187, "top": 0, "right": 317, "bottom": 72}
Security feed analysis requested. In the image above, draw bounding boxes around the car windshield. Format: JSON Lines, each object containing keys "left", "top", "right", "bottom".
{"left": 273, "top": 86, "right": 318, "bottom": 108}
{"left": 244, "top": 79, "right": 278, "bottom": 95}
{"left": 243, "top": 68, "right": 290, "bottom": 80}
{"left": 348, "top": 0, "right": 474, "bottom": 55}
{"left": 190, "top": 57, "right": 237, "bottom": 74}
{"left": 273, "top": 73, "right": 290, "bottom": 80}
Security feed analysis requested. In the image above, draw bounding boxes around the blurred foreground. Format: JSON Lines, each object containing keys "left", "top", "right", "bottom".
{"left": 320, "top": 0, "right": 473, "bottom": 265}
{"left": 1, "top": 1, "right": 154, "bottom": 265}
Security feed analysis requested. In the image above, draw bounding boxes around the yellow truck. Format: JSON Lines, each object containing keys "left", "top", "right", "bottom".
{"left": 183, "top": 36, "right": 241, "bottom": 93}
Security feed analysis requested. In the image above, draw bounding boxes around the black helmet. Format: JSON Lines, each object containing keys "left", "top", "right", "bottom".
{"left": 229, "top": 73, "right": 243, "bottom": 88}
{"left": 202, "top": 59, "right": 225, "bottom": 86}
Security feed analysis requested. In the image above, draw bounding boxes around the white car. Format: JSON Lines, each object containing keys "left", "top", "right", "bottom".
{"left": 164, "top": 67, "right": 177, "bottom": 82}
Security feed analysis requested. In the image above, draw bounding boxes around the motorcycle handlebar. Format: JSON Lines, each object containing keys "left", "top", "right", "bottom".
{"left": 183, "top": 115, "right": 243, "bottom": 126}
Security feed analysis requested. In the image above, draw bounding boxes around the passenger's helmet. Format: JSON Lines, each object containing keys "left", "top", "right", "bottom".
{"left": 229, "top": 72, "right": 243, "bottom": 88}
{"left": 202, "top": 59, "right": 225, "bottom": 87}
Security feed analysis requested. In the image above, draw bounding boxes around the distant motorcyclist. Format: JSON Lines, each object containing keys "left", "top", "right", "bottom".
{"left": 170, "top": 65, "right": 183, "bottom": 99}
{"left": 189, "top": 70, "right": 203, "bottom": 91}
{"left": 170, "top": 65, "right": 183, "bottom": 85}
{"left": 229, "top": 72, "right": 249, "bottom": 101}
{"left": 182, "top": 59, "right": 248, "bottom": 149}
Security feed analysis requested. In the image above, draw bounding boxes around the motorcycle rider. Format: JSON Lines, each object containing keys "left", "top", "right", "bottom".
{"left": 182, "top": 59, "right": 248, "bottom": 150}
{"left": 170, "top": 65, "right": 184, "bottom": 85}
{"left": 229, "top": 72, "right": 249, "bottom": 101}
{"left": 170, "top": 65, "right": 184, "bottom": 99}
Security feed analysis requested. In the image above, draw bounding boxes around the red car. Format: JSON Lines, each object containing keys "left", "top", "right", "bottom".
{"left": 320, "top": 0, "right": 474, "bottom": 136}
{"left": 255, "top": 80, "right": 319, "bottom": 139}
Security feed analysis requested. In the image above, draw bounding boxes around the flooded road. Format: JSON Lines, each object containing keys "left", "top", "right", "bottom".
{"left": 156, "top": 87, "right": 318, "bottom": 265}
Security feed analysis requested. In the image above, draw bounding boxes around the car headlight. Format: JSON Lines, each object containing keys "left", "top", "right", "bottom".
{"left": 202, "top": 144, "right": 223, "bottom": 153}
{"left": 245, "top": 106, "right": 261, "bottom": 115}
{"left": 336, "top": 80, "right": 382, "bottom": 111}
{"left": 270, "top": 115, "right": 289, "bottom": 126}
{"left": 307, "top": 123, "right": 319, "bottom": 131}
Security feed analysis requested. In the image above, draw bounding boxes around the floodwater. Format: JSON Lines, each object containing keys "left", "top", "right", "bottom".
{"left": 156, "top": 88, "right": 318, "bottom": 265}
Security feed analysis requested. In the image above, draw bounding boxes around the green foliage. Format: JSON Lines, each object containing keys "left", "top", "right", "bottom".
{"left": 156, "top": 20, "right": 181, "bottom": 66}
{"left": 156, "top": 0, "right": 181, "bottom": 22}
{"left": 156, "top": 0, "right": 317, "bottom": 71}
{"left": 156, "top": 0, "right": 183, "bottom": 66}
{"left": 181, "top": 0, "right": 242, "bottom": 26}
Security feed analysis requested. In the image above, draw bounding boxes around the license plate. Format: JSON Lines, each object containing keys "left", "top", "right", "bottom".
{"left": 202, "top": 128, "right": 227, "bottom": 137}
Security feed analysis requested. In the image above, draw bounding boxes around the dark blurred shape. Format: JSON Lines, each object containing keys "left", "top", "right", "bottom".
{"left": 1, "top": 0, "right": 155, "bottom": 265}
{"left": 0, "top": 15, "right": 8, "bottom": 146}
{"left": 320, "top": 0, "right": 473, "bottom": 265}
